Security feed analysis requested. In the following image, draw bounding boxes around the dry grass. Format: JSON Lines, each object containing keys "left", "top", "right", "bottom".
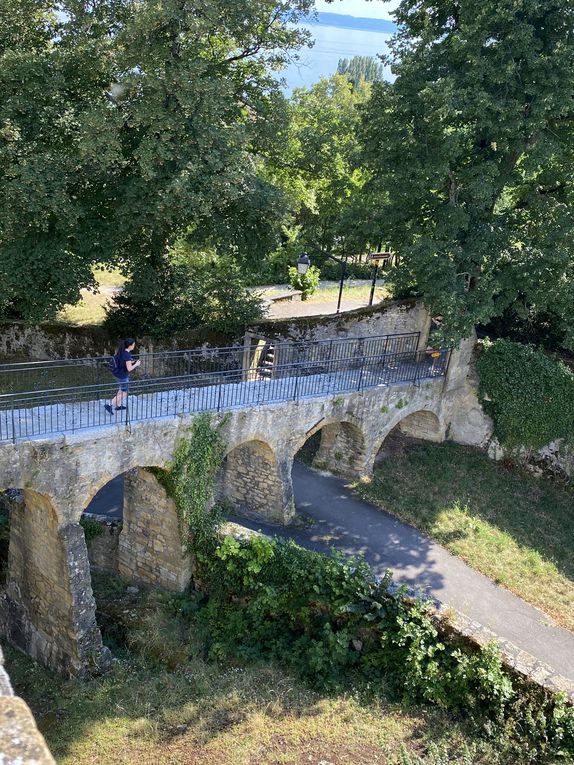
{"left": 7, "top": 650, "right": 497, "bottom": 765}
{"left": 55, "top": 268, "right": 126, "bottom": 326}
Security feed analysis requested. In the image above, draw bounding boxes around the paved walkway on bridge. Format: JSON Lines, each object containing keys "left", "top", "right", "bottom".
{"left": 87, "top": 462, "right": 574, "bottom": 681}
{"left": 233, "top": 461, "right": 574, "bottom": 682}
{"left": 1, "top": 359, "right": 443, "bottom": 443}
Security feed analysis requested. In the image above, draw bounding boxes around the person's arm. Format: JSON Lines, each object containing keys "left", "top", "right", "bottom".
{"left": 125, "top": 357, "right": 141, "bottom": 372}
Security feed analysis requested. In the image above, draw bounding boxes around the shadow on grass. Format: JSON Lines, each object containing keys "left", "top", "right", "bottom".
{"left": 363, "top": 436, "right": 574, "bottom": 587}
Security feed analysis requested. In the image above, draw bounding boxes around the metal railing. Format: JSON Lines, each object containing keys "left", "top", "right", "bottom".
{"left": 0, "top": 344, "right": 450, "bottom": 443}
{"left": 0, "top": 332, "right": 420, "bottom": 396}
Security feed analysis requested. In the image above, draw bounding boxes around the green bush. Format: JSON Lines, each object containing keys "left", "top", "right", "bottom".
{"left": 104, "top": 257, "right": 264, "bottom": 340}
{"left": 189, "top": 533, "right": 574, "bottom": 760}
{"left": 79, "top": 516, "right": 104, "bottom": 542}
{"left": 287, "top": 264, "right": 320, "bottom": 300}
{"left": 476, "top": 339, "right": 574, "bottom": 450}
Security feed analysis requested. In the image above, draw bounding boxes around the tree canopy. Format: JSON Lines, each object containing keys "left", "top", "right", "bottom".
{"left": 360, "top": 0, "right": 574, "bottom": 347}
{"left": 0, "top": 0, "right": 311, "bottom": 320}
{"left": 264, "top": 73, "right": 371, "bottom": 260}
{"left": 337, "top": 55, "right": 384, "bottom": 86}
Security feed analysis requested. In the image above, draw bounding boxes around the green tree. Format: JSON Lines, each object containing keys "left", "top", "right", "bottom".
{"left": 337, "top": 55, "right": 384, "bottom": 86}
{"left": 360, "top": 0, "right": 574, "bottom": 347}
{"left": 0, "top": 0, "right": 311, "bottom": 321}
{"left": 264, "top": 74, "right": 371, "bottom": 265}
{"left": 105, "top": 254, "right": 264, "bottom": 339}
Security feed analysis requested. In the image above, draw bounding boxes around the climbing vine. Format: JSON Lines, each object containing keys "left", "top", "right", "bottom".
{"left": 157, "top": 413, "right": 227, "bottom": 554}
{"left": 477, "top": 339, "right": 574, "bottom": 451}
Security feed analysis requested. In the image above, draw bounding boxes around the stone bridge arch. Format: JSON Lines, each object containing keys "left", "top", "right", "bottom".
{"left": 292, "top": 417, "right": 369, "bottom": 478}
{"left": 84, "top": 468, "right": 192, "bottom": 593}
{"left": 216, "top": 438, "right": 294, "bottom": 525}
{"left": 369, "top": 408, "right": 445, "bottom": 471}
{"left": 0, "top": 487, "right": 109, "bottom": 678}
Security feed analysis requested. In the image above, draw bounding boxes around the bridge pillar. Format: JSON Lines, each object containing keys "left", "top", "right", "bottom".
{"left": 312, "top": 421, "right": 369, "bottom": 478}
{"left": 0, "top": 491, "right": 110, "bottom": 678}
{"left": 118, "top": 469, "right": 192, "bottom": 591}
{"left": 218, "top": 440, "right": 295, "bottom": 524}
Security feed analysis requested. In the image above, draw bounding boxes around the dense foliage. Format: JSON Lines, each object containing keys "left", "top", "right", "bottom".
{"left": 477, "top": 339, "right": 574, "bottom": 450}
{"left": 155, "top": 414, "right": 226, "bottom": 553}
{"left": 263, "top": 74, "right": 372, "bottom": 261}
{"left": 360, "top": 0, "right": 574, "bottom": 347}
{"left": 195, "top": 533, "right": 574, "bottom": 760}
{"left": 0, "top": 0, "right": 311, "bottom": 320}
{"left": 104, "top": 255, "right": 264, "bottom": 339}
{"left": 337, "top": 55, "right": 385, "bottom": 85}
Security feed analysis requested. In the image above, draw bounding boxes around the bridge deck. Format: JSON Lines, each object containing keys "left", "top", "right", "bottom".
{"left": 0, "top": 352, "right": 449, "bottom": 443}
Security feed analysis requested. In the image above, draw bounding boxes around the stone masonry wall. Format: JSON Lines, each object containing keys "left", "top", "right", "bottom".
{"left": 218, "top": 440, "right": 291, "bottom": 524}
{"left": 0, "top": 645, "right": 55, "bottom": 764}
{"left": 85, "top": 519, "right": 120, "bottom": 574}
{"left": 0, "top": 299, "right": 430, "bottom": 361}
{"left": 312, "top": 421, "right": 367, "bottom": 477}
{"left": 0, "top": 491, "right": 109, "bottom": 678}
{"left": 118, "top": 469, "right": 192, "bottom": 592}
{"left": 250, "top": 298, "right": 430, "bottom": 346}
{"left": 398, "top": 410, "right": 443, "bottom": 441}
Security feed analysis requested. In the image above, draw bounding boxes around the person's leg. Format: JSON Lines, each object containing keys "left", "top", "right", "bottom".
{"left": 106, "top": 380, "right": 128, "bottom": 414}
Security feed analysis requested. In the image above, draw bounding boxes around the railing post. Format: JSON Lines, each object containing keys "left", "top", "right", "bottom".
{"left": 357, "top": 356, "right": 365, "bottom": 391}
{"left": 125, "top": 381, "right": 130, "bottom": 428}
{"left": 11, "top": 407, "right": 16, "bottom": 444}
{"left": 217, "top": 380, "right": 222, "bottom": 412}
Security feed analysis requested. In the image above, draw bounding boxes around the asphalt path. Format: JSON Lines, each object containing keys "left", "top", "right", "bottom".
{"left": 85, "top": 461, "right": 574, "bottom": 681}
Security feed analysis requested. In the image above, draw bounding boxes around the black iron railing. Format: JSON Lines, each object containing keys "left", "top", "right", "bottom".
{"left": 0, "top": 343, "right": 450, "bottom": 443}
{"left": 0, "top": 332, "right": 420, "bottom": 396}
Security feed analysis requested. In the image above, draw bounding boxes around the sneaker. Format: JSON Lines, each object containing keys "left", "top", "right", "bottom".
{"left": 104, "top": 404, "right": 114, "bottom": 415}
{"left": 115, "top": 406, "right": 127, "bottom": 411}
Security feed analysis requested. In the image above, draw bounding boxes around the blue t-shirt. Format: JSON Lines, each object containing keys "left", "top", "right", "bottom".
{"left": 113, "top": 350, "right": 133, "bottom": 379}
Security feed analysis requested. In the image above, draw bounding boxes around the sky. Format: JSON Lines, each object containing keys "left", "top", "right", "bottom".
{"left": 314, "top": 0, "right": 400, "bottom": 21}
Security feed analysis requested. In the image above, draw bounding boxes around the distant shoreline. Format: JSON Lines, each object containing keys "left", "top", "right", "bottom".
{"left": 312, "top": 12, "right": 396, "bottom": 34}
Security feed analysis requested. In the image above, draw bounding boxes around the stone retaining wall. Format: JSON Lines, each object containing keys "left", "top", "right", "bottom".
{"left": 249, "top": 298, "right": 430, "bottom": 346}
{"left": 0, "top": 299, "right": 430, "bottom": 361}
{"left": 0, "top": 645, "right": 56, "bottom": 764}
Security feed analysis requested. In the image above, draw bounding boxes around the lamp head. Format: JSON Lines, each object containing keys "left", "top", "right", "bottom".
{"left": 297, "top": 253, "right": 310, "bottom": 275}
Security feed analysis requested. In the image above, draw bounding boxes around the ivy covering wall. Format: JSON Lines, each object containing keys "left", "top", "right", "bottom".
{"left": 477, "top": 339, "right": 574, "bottom": 451}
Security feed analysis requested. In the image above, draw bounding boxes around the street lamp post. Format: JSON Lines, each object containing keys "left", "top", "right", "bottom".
{"left": 367, "top": 249, "right": 394, "bottom": 306}
{"left": 321, "top": 253, "right": 347, "bottom": 313}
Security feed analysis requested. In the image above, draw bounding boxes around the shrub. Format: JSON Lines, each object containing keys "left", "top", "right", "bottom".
{"left": 288, "top": 264, "right": 320, "bottom": 300}
{"left": 476, "top": 339, "right": 574, "bottom": 451}
{"left": 104, "top": 257, "right": 264, "bottom": 339}
{"left": 188, "top": 533, "right": 574, "bottom": 759}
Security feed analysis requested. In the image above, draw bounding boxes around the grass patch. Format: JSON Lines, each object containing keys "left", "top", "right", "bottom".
{"left": 5, "top": 572, "right": 511, "bottom": 765}
{"left": 356, "top": 439, "right": 574, "bottom": 631}
{"left": 56, "top": 268, "right": 126, "bottom": 326}
{"left": 263, "top": 283, "right": 390, "bottom": 305}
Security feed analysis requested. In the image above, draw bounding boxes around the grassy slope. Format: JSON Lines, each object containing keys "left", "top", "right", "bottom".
{"left": 356, "top": 440, "right": 574, "bottom": 632}
{"left": 5, "top": 576, "right": 505, "bottom": 765}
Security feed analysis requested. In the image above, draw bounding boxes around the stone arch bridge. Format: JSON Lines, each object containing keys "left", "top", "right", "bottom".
{"left": 0, "top": 333, "right": 488, "bottom": 676}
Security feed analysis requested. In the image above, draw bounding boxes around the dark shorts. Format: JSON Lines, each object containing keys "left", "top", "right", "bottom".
{"left": 114, "top": 377, "right": 129, "bottom": 392}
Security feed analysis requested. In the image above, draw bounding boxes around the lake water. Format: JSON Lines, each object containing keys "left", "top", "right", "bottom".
{"left": 280, "top": 23, "right": 393, "bottom": 93}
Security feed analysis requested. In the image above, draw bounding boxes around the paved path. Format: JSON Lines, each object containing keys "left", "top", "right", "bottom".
{"left": 85, "top": 461, "right": 574, "bottom": 682}
{"left": 233, "top": 462, "right": 574, "bottom": 682}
